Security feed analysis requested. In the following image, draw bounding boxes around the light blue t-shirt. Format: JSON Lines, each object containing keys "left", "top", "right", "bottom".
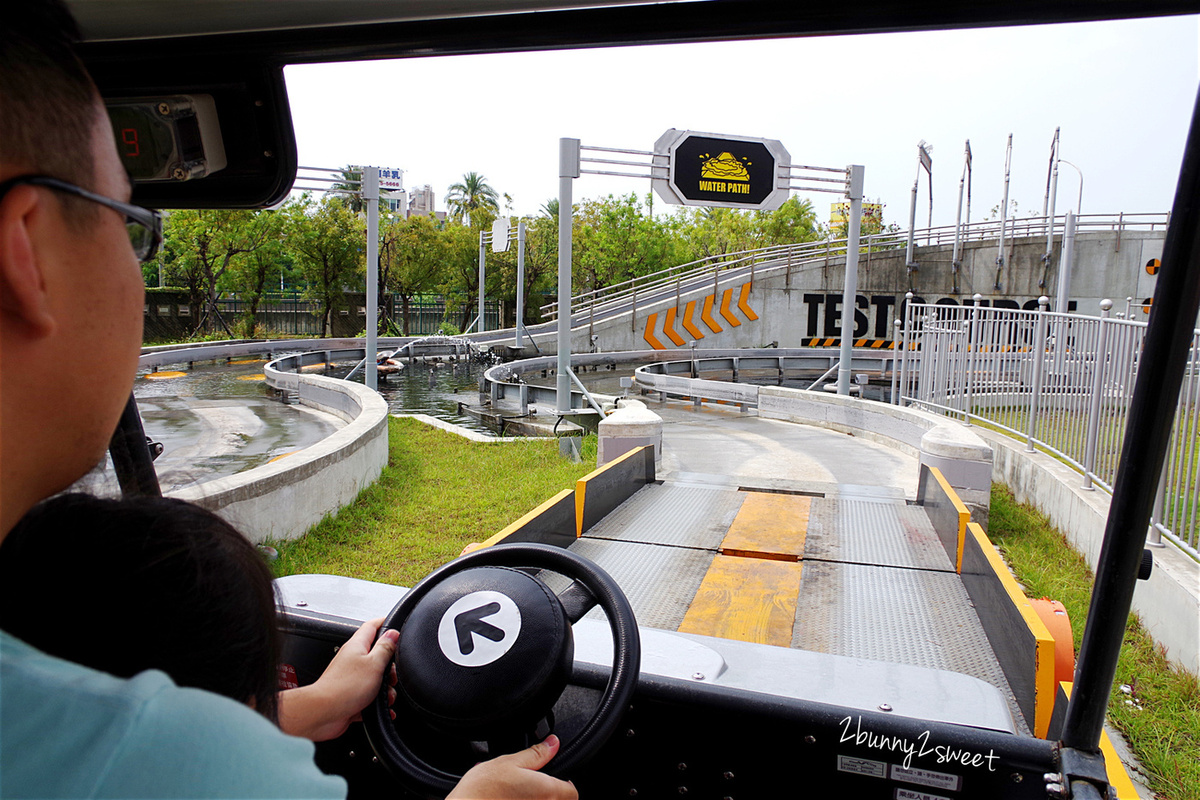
{"left": 0, "top": 630, "right": 347, "bottom": 799}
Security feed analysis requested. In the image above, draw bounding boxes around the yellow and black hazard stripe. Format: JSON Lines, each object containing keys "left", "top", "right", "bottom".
{"left": 802, "top": 338, "right": 896, "bottom": 348}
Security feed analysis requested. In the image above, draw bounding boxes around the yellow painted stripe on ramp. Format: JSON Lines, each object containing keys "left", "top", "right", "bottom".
{"left": 681, "top": 300, "right": 705, "bottom": 339}
{"left": 701, "top": 294, "right": 723, "bottom": 333}
{"left": 662, "top": 306, "right": 687, "bottom": 346}
{"left": 736, "top": 283, "right": 759, "bottom": 321}
{"left": 928, "top": 466, "right": 969, "bottom": 573}
{"left": 642, "top": 312, "right": 666, "bottom": 350}
{"left": 720, "top": 493, "right": 810, "bottom": 562}
{"left": 719, "top": 288, "right": 742, "bottom": 327}
{"left": 678, "top": 556, "right": 803, "bottom": 647}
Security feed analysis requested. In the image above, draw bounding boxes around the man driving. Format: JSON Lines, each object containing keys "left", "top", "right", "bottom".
{"left": 0, "top": 3, "right": 575, "bottom": 798}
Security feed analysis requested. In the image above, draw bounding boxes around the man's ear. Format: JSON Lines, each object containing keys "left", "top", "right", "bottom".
{"left": 0, "top": 186, "right": 57, "bottom": 338}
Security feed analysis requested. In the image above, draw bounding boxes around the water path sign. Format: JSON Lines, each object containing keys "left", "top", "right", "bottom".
{"left": 654, "top": 129, "right": 790, "bottom": 211}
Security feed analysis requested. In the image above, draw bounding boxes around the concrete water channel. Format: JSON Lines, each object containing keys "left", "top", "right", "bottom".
{"left": 125, "top": 349, "right": 893, "bottom": 493}
{"left": 109, "top": 354, "right": 492, "bottom": 494}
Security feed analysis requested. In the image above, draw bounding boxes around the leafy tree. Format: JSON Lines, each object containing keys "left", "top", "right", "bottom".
{"left": 381, "top": 213, "right": 446, "bottom": 334}
{"left": 286, "top": 195, "right": 364, "bottom": 336}
{"left": 331, "top": 166, "right": 365, "bottom": 214}
{"left": 573, "top": 193, "right": 688, "bottom": 292}
{"left": 445, "top": 172, "right": 499, "bottom": 227}
{"left": 224, "top": 211, "right": 286, "bottom": 337}
{"left": 162, "top": 208, "right": 277, "bottom": 335}
{"left": 677, "top": 206, "right": 756, "bottom": 261}
{"left": 512, "top": 207, "right": 562, "bottom": 326}
{"left": 438, "top": 223, "right": 483, "bottom": 332}
{"left": 753, "top": 196, "right": 821, "bottom": 247}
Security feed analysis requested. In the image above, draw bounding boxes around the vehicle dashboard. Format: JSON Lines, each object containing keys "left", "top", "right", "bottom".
{"left": 279, "top": 574, "right": 1059, "bottom": 800}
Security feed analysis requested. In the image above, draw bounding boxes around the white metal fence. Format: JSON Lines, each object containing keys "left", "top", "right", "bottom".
{"left": 897, "top": 299, "right": 1199, "bottom": 560}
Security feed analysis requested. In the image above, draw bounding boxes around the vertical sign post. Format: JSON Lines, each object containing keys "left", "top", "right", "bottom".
{"left": 558, "top": 138, "right": 580, "bottom": 458}
{"left": 364, "top": 166, "right": 379, "bottom": 392}
{"left": 837, "top": 166, "right": 865, "bottom": 396}
{"left": 516, "top": 221, "right": 526, "bottom": 349}
{"left": 477, "top": 231, "right": 486, "bottom": 333}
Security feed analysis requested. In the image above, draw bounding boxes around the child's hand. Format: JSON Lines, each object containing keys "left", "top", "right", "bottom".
{"left": 448, "top": 735, "right": 577, "bottom": 800}
{"left": 278, "top": 617, "right": 399, "bottom": 741}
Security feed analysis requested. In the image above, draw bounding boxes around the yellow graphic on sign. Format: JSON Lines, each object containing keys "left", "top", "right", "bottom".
{"left": 700, "top": 152, "right": 751, "bottom": 181}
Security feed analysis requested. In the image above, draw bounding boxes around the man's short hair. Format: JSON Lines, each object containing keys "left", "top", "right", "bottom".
{"left": 0, "top": 0, "right": 101, "bottom": 216}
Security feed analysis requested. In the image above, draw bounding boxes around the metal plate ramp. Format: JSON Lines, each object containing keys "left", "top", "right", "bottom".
{"left": 567, "top": 483, "right": 744, "bottom": 630}
{"left": 793, "top": 498, "right": 1029, "bottom": 735}
{"left": 558, "top": 483, "right": 1027, "bottom": 734}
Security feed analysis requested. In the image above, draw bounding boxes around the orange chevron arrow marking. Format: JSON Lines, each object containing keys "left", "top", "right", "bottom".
{"left": 737, "top": 283, "right": 759, "bottom": 321}
{"left": 682, "top": 300, "right": 705, "bottom": 339}
{"left": 719, "top": 288, "right": 742, "bottom": 327}
{"left": 643, "top": 312, "right": 666, "bottom": 350}
{"left": 701, "top": 294, "right": 723, "bottom": 333}
{"left": 662, "top": 306, "right": 687, "bottom": 346}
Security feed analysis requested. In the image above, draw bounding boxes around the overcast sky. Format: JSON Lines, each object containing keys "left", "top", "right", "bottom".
{"left": 285, "top": 13, "right": 1199, "bottom": 230}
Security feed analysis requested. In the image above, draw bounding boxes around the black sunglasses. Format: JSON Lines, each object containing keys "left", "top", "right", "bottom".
{"left": 0, "top": 174, "right": 163, "bottom": 263}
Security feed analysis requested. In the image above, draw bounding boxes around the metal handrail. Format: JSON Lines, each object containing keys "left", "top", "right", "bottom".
{"left": 542, "top": 212, "right": 1169, "bottom": 319}
{"left": 898, "top": 299, "right": 1199, "bottom": 561}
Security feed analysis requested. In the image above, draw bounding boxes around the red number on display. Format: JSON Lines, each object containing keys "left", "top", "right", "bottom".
{"left": 121, "top": 128, "right": 140, "bottom": 157}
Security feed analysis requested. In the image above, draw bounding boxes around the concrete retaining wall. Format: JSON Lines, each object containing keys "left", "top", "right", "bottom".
{"left": 525, "top": 229, "right": 1166, "bottom": 356}
{"left": 980, "top": 428, "right": 1200, "bottom": 676}
{"left": 140, "top": 343, "right": 390, "bottom": 544}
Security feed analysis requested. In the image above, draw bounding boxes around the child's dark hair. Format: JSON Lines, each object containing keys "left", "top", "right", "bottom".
{"left": 0, "top": 494, "right": 281, "bottom": 723}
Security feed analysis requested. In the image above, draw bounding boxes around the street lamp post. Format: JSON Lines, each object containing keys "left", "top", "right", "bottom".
{"left": 1058, "top": 159, "right": 1084, "bottom": 215}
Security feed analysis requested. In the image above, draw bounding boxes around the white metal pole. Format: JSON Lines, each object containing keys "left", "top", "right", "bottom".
{"left": 1026, "top": 296, "right": 1050, "bottom": 451}
{"left": 905, "top": 177, "right": 918, "bottom": 268}
{"left": 364, "top": 166, "right": 379, "bottom": 392}
{"left": 838, "top": 165, "right": 865, "bottom": 396}
{"left": 1056, "top": 212, "right": 1077, "bottom": 313}
{"left": 952, "top": 165, "right": 966, "bottom": 268}
{"left": 516, "top": 221, "right": 526, "bottom": 349}
{"left": 996, "top": 135, "right": 1012, "bottom": 287}
{"left": 1045, "top": 129, "right": 1060, "bottom": 264}
{"left": 557, "top": 138, "right": 580, "bottom": 420}
{"left": 477, "top": 231, "right": 486, "bottom": 334}
{"left": 1082, "top": 299, "right": 1113, "bottom": 490}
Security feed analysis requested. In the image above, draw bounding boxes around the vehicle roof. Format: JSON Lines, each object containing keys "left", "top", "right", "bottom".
{"left": 70, "top": 0, "right": 1196, "bottom": 64}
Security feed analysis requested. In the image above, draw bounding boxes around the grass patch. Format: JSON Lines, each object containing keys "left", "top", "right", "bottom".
{"left": 989, "top": 485, "right": 1200, "bottom": 800}
{"left": 269, "top": 417, "right": 596, "bottom": 587}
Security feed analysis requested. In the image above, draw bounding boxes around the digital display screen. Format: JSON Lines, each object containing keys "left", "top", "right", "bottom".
{"left": 107, "top": 103, "right": 178, "bottom": 181}
{"left": 105, "top": 95, "right": 225, "bottom": 183}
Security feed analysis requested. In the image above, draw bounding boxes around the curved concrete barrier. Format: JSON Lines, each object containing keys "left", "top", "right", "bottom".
{"left": 625, "top": 354, "right": 992, "bottom": 518}
{"left": 135, "top": 340, "right": 389, "bottom": 543}
{"left": 757, "top": 386, "right": 992, "bottom": 520}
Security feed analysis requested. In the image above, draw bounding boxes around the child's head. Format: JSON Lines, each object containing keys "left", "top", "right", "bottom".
{"left": 0, "top": 493, "right": 281, "bottom": 722}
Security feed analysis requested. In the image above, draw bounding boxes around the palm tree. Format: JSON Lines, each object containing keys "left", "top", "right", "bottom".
{"left": 330, "top": 166, "right": 364, "bottom": 213}
{"left": 445, "top": 172, "right": 499, "bottom": 226}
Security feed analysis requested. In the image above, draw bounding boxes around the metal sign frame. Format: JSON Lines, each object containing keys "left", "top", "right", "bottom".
{"left": 555, "top": 136, "right": 866, "bottom": 428}
{"left": 477, "top": 222, "right": 527, "bottom": 345}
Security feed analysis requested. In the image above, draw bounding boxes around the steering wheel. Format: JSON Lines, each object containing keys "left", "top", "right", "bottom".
{"left": 362, "top": 543, "right": 641, "bottom": 796}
